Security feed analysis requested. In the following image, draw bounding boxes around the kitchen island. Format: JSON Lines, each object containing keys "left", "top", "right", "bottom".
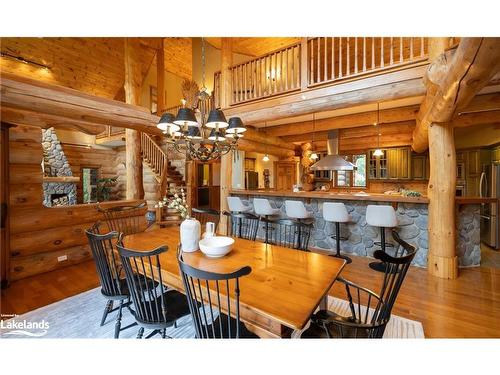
{"left": 229, "top": 189, "right": 493, "bottom": 268}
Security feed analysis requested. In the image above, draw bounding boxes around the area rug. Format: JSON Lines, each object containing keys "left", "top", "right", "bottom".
{"left": 0, "top": 287, "right": 424, "bottom": 338}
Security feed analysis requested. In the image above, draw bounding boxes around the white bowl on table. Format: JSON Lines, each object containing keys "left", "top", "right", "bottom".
{"left": 199, "top": 236, "right": 235, "bottom": 258}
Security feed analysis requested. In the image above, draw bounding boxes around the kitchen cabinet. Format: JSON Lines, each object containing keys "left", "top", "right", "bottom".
{"left": 369, "top": 147, "right": 411, "bottom": 180}
{"left": 458, "top": 149, "right": 491, "bottom": 196}
{"left": 411, "top": 153, "right": 430, "bottom": 180}
{"left": 467, "top": 150, "right": 481, "bottom": 175}
{"left": 492, "top": 146, "right": 500, "bottom": 163}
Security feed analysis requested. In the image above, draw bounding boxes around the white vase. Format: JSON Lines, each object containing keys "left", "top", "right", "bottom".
{"left": 180, "top": 217, "right": 201, "bottom": 252}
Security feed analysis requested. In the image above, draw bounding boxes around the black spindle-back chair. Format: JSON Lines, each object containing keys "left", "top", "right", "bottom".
{"left": 224, "top": 211, "right": 259, "bottom": 241}
{"left": 177, "top": 248, "right": 259, "bottom": 338}
{"left": 264, "top": 218, "right": 312, "bottom": 251}
{"left": 116, "top": 238, "right": 191, "bottom": 339}
{"left": 192, "top": 207, "right": 220, "bottom": 233}
{"left": 85, "top": 223, "right": 137, "bottom": 338}
{"left": 97, "top": 202, "right": 149, "bottom": 235}
{"left": 301, "top": 230, "right": 416, "bottom": 339}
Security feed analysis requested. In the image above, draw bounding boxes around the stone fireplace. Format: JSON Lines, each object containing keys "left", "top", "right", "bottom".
{"left": 42, "top": 127, "right": 77, "bottom": 207}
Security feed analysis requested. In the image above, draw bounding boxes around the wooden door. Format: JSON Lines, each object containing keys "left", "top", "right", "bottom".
{"left": 398, "top": 148, "right": 411, "bottom": 179}
{"left": 275, "top": 161, "right": 296, "bottom": 191}
{"left": 386, "top": 148, "right": 399, "bottom": 179}
{"left": 411, "top": 155, "right": 426, "bottom": 180}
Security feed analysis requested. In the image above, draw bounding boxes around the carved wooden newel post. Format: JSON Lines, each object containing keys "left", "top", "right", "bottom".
{"left": 219, "top": 38, "right": 233, "bottom": 235}
{"left": 124, "top": 38, "right": 145, "bottom": 200}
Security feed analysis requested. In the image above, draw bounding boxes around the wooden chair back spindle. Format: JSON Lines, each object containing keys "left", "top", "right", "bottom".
{"left": 116, "top": 239, "right": 169, "bottom": 328}
{"left": 223, "top": 211, "right": 259, "bottom": 241}
{"left": 177, "top": 248, "right": 253, "bottom": 338}
{"left": 85, "top": 224, "right": 125, "bottom": 298}
{"left": 97, "top": 202, "right": 148, "bottom": 235}
{"left": 191, "top": 208, "right": 220, "bottom": 233}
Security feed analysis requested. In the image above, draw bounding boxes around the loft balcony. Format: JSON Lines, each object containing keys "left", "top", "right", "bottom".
{"left": 213, "top": 37, "right": 435, "bottom": 124}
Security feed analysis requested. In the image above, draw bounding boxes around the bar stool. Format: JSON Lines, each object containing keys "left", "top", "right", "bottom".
{"left": 366, "top": 205, "right": 398, "bottom": 273}
{"left": 226, "top": 197, "right": 253, "bottom": 239}
{"left": 253, "top": 198, "right": 281, "bottom": 244}
{"left": 285, "top": 200, "right": 314, "bottom": 247}
{"left": 284, "top": 200, "right": 314, "bottom": 223}
{"left": 227, "top": 196, "right": 252, "bottom": 214}
{"left": 323, "top": 202, "right": 352, "bottom": 264}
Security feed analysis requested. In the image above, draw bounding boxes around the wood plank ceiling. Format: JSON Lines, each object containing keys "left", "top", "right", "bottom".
{"left": 206, "top": 37, "right": 301, "bottom": 56}
{"left": 0, "top": 37, "right": 192, "bottom": 100}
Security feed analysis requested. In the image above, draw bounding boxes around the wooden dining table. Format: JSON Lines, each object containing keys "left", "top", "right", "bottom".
{"left": 122, "top": 227, "right": 346, "bottom": 338}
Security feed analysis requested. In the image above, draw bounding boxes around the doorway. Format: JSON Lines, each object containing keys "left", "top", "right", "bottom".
{"left": 194, "top": 161, "right": 220, "bottom": 210}
{"left": 274, "top": 161, "right": 297, "bottom": 191}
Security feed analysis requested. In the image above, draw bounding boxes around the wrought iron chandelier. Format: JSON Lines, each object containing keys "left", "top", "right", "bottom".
{"left": 156, "top": 37, "right": 246, "bottom": 162}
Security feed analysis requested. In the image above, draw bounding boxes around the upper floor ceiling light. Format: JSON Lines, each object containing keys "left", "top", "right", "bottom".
{"left": 156, "top": 38, "right": 246, "bottom": 162}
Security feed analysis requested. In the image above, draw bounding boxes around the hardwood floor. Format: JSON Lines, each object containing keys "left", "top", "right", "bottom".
{"left": 1, "top": 255, "right": 500, "bottom": 338}
{"left": 0, "top": 261, "right": 99, "bottom": 316}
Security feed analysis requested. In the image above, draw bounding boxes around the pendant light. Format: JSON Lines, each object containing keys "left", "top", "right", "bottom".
{"left": 310, "top": 113, "right": 319, "bottom": 160}
{"left": 262, "top": 121, "right": 270, "bottom": 162}
{"left": 158, "top": 37, "right": 245, "bottom": 162}
{"left": 373, "top": 103, "right": 384, "bottom": 157}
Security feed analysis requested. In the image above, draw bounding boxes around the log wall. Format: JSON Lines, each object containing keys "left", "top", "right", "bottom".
{"left": 8, "top": 125, "right": 146, "bottom": 281}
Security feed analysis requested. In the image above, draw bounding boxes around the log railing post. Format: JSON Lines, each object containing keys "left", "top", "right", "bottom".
{"left": 300, "top": 37, "right": 308, "bottom": 90}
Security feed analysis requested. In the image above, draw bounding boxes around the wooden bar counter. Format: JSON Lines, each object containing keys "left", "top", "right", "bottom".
{"left": 230, "top": 189, "right": 485, "bottom": 269}
{"left": 230, "top": 189, "right": 429, "bottom": 204}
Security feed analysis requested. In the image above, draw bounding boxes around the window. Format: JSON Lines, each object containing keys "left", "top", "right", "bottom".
{"left": 353, "top": 154, "right": 367, "bottom": 187}
{"left": 333, "top": 154, "right": 367, "bottom": 188}
{"left": 82, "top": 167, "right": 99, "bottom": 203}
{"left": 150, "top": 86, "right": 157, "bottom": 114}
{"left": 244, "top": 158, "right": 256, "bottom": 171}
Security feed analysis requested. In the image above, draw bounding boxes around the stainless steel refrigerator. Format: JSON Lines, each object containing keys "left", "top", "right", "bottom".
{"left": 480, "top": 164, "right": 500, "bottom": 250}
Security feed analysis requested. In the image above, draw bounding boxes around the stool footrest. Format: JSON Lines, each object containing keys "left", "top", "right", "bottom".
{"left": 374, "top": 241, "right": 394, "bottom": 248}
{"left": 330, "top": 235, "right": 349, "bottom": 241}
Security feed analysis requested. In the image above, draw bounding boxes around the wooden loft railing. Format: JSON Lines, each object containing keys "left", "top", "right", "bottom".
{"left": 217, "top": 42, "right": 301, "bottom": 106}
{"left": 308, "top": 37, "right": 429, "bottom": 87}
{"left": 212, "top": 37, "right": 429, "bottom": 107}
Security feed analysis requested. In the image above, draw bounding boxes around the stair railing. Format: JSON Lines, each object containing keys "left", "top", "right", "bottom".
{"left": 140, "top": 132, "right": 169, "bottom": 197}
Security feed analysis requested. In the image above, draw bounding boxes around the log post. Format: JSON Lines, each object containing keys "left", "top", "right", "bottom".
{"left": 427, "top": 121, "right": 458, "bottom": 279}
{"left": 219, "top": 38, "right": 233, "bottom": 235}
{"left": 124, "top": 38, "right": 145, "bottom": 200}
{"left": 156, "top": 38, "right": 166, "bottom": 116}
{"left": 425, "top": 39, "right": 458, "bottom": 279}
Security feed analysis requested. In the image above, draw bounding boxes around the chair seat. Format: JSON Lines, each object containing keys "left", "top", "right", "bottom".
{"left": 131, "top": 289, "right": 191, "bottom": 327}
{"left": 301, "top": 310, "right": 370, "bottom": 338}
{"left": 101, "top": 274, "right": 159, "bottom": 300}
{"left": 201, "top": 313, "right": 259, "bottom": 338}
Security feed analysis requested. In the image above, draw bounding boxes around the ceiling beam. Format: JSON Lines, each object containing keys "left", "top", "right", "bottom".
{"left": 1, "top": 106, "right": 107, "bottom": 135}
{"left": 412, "top": 38, "right": 500, "bottom": 152}
{"left": 453, "top": 110, "right": 500, "bottom": 128}
{"left": 223, "top": 64, "right": 427, "bottom": 124}
{"left": 265, "top": 106, "right": 419, "bottom": 137}
{"left": 0, "top": 73, "right": 162, "bottom": 135}
{"left": 237, "top": 138, "right": 295, "bottom": 158}
{"left": 243, "top": 127, "right": 296, "bottom": 150}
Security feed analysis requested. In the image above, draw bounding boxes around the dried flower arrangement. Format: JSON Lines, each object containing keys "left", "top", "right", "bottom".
{"left": 155, "top": 187, "right": 189, "bottom": 219}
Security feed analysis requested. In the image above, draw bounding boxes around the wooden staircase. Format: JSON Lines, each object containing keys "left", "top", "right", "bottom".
{"left": 140, "top": 132, "right": 185, "bottom": 225}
